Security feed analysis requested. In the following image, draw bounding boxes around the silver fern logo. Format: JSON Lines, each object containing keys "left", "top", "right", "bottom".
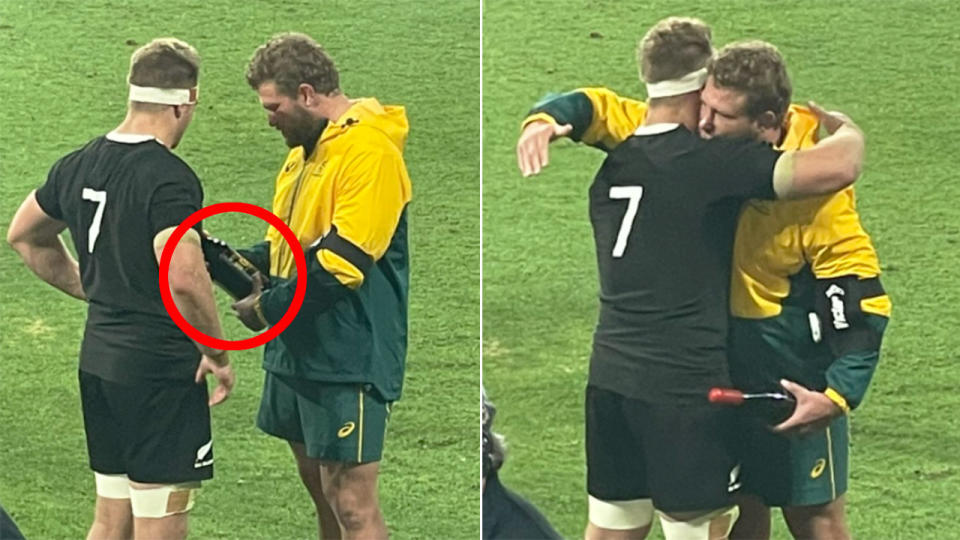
{"left": 194, "top": 440, "right": 213, "bottom": 468}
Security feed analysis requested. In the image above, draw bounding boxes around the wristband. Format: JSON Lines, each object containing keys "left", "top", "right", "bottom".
{"left": 824, "top": 387, "right": 851, "bottom": 414}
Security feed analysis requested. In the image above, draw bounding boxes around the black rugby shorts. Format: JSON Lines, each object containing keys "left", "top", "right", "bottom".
{"left": 585, "top": 385, "right": 740, "bottom": 513}
{"left": 79, "top": 369, "right": 213, "bottom": 484}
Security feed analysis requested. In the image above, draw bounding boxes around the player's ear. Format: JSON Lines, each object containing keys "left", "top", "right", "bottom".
{"left": 172, "top": 104, "right": 183, "bottom": 119}
{"left": 298, "top": 83, "right": 317, "bottom": 107}
{"left": 755, "top": 110, "right": 778, "bottom": 130}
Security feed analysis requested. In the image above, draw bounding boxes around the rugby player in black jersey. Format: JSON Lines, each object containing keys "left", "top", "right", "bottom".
{"left": 7, "top": 38, "right": 233, "bottom": 540}
{"left": 517, "top": 17, "right": 865, "bottom": 540}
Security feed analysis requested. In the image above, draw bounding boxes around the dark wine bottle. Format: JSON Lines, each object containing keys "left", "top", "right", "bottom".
{"left": 741, "top": 393, "right": 796, "bottom": 425}
{"left": 200, "top": 233, "right": 260, "bottom": 299}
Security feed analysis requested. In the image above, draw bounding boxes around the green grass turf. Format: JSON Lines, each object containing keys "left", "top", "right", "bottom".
{"left": 483, "top": 1, "right": 960, "bottom": 538}
{"left": 0, "top": 1, "right": 479, "bottom": 537}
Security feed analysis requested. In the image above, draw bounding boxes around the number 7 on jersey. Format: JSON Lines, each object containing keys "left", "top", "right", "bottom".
{"left": 81, "top": 188, "right": 107, "bottom": 253}
{"left": 609, "top": 186, "right": 643, "bottom": 258}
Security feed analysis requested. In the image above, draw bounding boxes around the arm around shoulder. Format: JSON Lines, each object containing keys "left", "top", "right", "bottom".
{"left": 773, "top": 104, "right": 865, "bottom": 199}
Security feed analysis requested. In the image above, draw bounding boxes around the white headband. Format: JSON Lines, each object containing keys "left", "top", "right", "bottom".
{"left": 645, "top": 68, "right": 708, "bottom": 98}
{"left": 128, "top": 85, "right": 198, "bottom": 105}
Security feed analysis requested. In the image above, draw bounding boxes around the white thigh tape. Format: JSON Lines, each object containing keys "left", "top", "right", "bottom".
{"left": 94, "top": 473, "right": 130, "bottom": 499}
{"left": 588, "top": 495, "right": 654, "bottom": 530}
{"left": 658, "top": 505, "right": 739, "bottom": 540}
{"left": 130, "top": 483, "right": 197, "bottom": 518}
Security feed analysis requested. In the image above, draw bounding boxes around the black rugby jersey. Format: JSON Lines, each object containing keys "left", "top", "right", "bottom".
{"left": 35, "top": 132, "right": 203, "bottom": 383}
{"left": 587, "top": 124, "right": 781, "bottom": 403}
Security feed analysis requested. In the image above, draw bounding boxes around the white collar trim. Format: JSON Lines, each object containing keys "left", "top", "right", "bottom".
{"left": 106, "top": 131, "right": 164, "bottom": 145}
{"left": 633, "top": 123, "right": 680, "bottom": 136}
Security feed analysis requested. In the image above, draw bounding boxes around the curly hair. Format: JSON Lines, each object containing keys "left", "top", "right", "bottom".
{"left": 246, "top": 32, "right": 339, "bottom": 97}
{"left": 708, "top": 40, "right": 792, "bottom": 126}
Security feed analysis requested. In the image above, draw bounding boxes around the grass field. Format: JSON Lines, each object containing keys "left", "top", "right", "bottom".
{"left": 483, "top": 1, "right": 960, "bottom": 538}
{"left": 0, "top": 1, "right": 479, "bottom": 538}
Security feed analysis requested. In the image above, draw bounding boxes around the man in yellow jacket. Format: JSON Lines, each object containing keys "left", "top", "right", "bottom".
{"left": 233, "top": 33, "right": 411, "bottom": 540}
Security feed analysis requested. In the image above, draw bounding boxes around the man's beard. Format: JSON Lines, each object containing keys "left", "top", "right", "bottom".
{"left": 285, "top": 117, "right": 328, "bottom": 150}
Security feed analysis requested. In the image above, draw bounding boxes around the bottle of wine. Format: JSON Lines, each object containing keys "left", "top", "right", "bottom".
{"left": 200, "top": 232, "right": 261, "bottom": 300}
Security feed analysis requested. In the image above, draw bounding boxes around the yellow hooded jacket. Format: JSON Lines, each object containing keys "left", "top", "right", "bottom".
{"left": 249, "top": 97, "right": 412, "bottom": 400}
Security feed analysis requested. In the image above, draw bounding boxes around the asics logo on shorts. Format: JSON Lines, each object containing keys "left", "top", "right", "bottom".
{"left": 194, "top": 440, "right": 213, "bottom": 468}
{"left": 338, "top": 422, "right": 356, "bottom": 438}
{"left": 810, "top": 458, "right": 827, "bottom": 479}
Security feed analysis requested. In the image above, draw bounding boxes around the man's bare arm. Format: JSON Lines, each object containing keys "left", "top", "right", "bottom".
{"left": 773, "top": 102, "right": 865, "bottom": 199}
{"left": 155, "top": 227, "right": 236, "bottom": 406}
{"left": 154, "top": 227, "right": 228, "bottom": 361}
{"left": 7, "top": 191, "right": 85, "bottom": 300}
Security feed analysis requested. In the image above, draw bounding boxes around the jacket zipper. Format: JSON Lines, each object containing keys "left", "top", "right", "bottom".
{"left": 286, "top": 165, "right": 306, "bottom": 224}
{"left": 281, "top": 164, "right": 307, "bottom": 274}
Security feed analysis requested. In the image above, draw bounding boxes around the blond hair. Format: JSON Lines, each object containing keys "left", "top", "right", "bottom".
{"left": 637, "top": 17, "right": 713, "bottom": 84}
{"left": 128, "top": 38, "right": 200, "bottom": 112}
